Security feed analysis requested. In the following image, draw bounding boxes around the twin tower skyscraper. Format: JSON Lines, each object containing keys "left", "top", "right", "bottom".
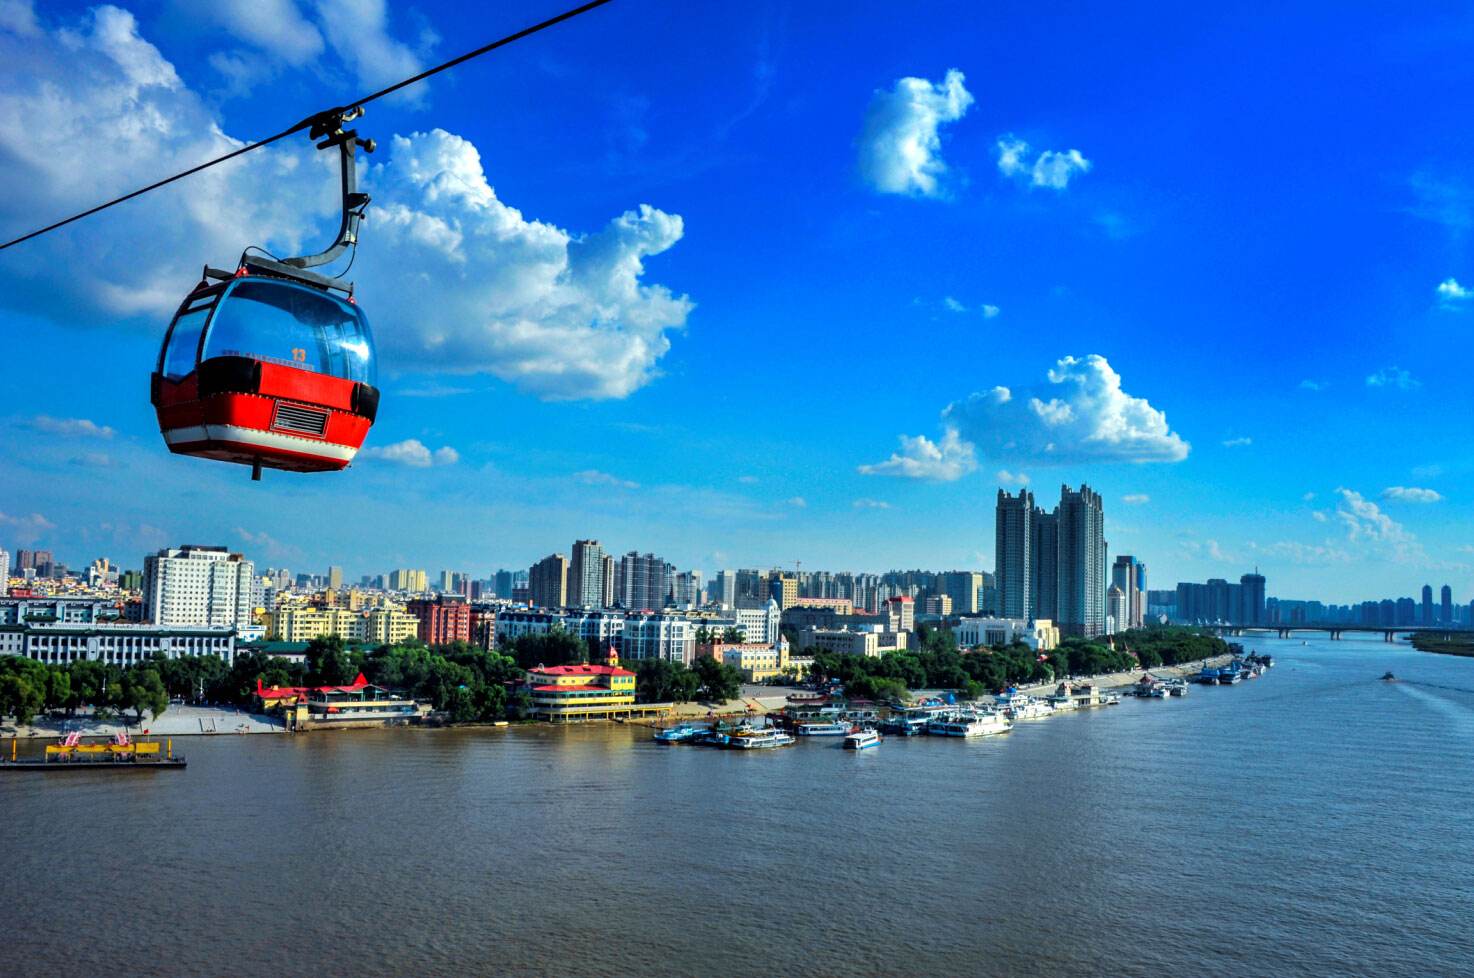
{"left": 995, "top": 485, "right": 1107, "bottom": 638}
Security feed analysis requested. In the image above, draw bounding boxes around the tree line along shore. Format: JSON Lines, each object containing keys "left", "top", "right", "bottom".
{"left": 1, "top": 625, "right": 1239, "bottom": 730}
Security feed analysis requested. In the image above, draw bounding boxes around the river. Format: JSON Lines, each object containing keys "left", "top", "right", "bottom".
{"left": 3, "top": 636, "right": 1472, "bottom": 977}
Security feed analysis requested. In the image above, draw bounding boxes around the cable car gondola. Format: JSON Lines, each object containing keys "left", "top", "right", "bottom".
{"left": 151, "top": 108, "right": 380, "bottom": 480}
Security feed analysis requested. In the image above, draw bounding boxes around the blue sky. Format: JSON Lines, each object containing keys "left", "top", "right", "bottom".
{"left": 1, "top": 0, "right": 1472, "bottom": 603}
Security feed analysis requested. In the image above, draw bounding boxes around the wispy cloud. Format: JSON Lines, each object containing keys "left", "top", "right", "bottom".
{"left": 234, "top": 526, "right": 301, "bottom": 561}
{"left": 1221, "top": 436, "right": 1252, "bottom": 448}
{"left": 573, "top": 469, "right": 638, "bottom": 489}
{"left": 1335, "top": 487, "right": 1424, "bottom": 563}
{"left": 1122, "top": 493, "right": 1150, "bottom": 505}
{"left": 1366, "top": 367, "right": 1420, "bottom": 390}
{"left": 360, "top": 438, "right": 459, "bottom": 468}
{"left": 737, "top": 475, "right": 759, "bottom": 485}
{"left": 857, "top": 68, "right": 973, "bottom": 198}
{"left": 0, "top": 511, "right": 55, "bottom": 545}
{"left": 1299, "top": 379, "right": 1327, "bottom": 392}
{"left": 852, "top": 498, "right": 892, "bottom": 510}
{"left": 786, "top": 496, "right": 808, "bottom": 508}
{"left": 943, "top": 295, "right": 967, "bottom": 313}
{"left": 29, "top": 415, "right": 114, "bottom": 438}
{"left": 1381, "top": 486, "right": 1442, "bottom": 503}
{"left": 997, "top": 469, "right": 1030, "bottom": 487}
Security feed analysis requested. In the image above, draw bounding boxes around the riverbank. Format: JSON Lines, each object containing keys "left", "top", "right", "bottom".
{"left": 2, "top": 704, "right": 284, "bottom": 740}
{"left": 1017, "top": 653, "right": 1235, "bottom": 697}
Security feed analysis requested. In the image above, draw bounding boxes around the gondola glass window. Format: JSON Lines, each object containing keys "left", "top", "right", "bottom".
{"left": 202, "top": 279, "right": 376, "bottom": 384}
{"left": 161, "top": 306, "right": 211, "bottom": 382}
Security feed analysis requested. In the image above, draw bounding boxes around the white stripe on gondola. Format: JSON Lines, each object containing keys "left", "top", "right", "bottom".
{"left": 162, "top": 425, "right": 357, "bottom": 461}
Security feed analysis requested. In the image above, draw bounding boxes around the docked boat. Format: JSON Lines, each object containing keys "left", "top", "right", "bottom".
{"left": 1005, "top": 697, "right": 1055, "bottom": 720}
{"left": 843, "top": 729, "right": 882, "bottom": 750}
{"left": 653, "top": 722, "right": 709, "bottom": 744}
{"left": 726, "top": 729, "right": 796, "bottom": 750}
{"left": 927, "top": 712, "right": 1012, "bottom": 738}
{"left": 1217, "top": 667, "right": 1241, "bottom": 685}
{"left": 1167, "top": 681, "right": 1188, "bottom": 697}
{"left": 879, "top": 715, "right": 929, "bottom": 736}
{"left": 795, "top": 721, "right": 852, "bottom": 737}
{"left": 2, "top": 732, "right": 186, "bottom": 772}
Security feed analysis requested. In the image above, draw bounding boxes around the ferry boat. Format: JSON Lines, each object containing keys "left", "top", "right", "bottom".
{"left": 1004, "top": 697, "right": 1055, "bottom": 721}
{"left": 2, "top": 732, "right": 185, "bottom": 772}
{"left": 795, "top": 721, "right": 852, "bottom": 737}
{"left": 653, "top": 723, "right": 709, "bottom": 744}
{"left": 843, "top": 729, "right": 882, "bottom": 750}
{"left": 927, "top": 712, "right": 1012, "bottom": 738}
{"left": 725, "top": 729, "right": 796, "bottom": 750}
{"left": 1197, "top": 667, "right": 1221, "bottom": 684}
{"left": 1166, "top": 681, "right": 1189, "bottom": 697}
{"left": 878, "top": 715, "right": 929, "bottom": 736}
{"left": 1217, "top": 667, "right": 1242, "bottom": 685}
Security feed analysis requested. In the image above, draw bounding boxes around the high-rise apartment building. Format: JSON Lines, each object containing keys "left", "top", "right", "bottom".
{"left": 327, "top": 566, "right": 343, "bottom": 590}
{"left": 617, "top": 552, "right": 672, "bottom": 611}
{"left": 711, "top": 570, "right": 736, "bottom": 608}
{"left": 1239, "top": 572, "right": 1266, "bottom": 626}
{"left": 0, "top": 547, "right": 8, "bottom": 596}
{"left": 1421, "top": 584, "right": 1434, "bottom": 625}
{"left": 672, "top": 570, "right": 702, "bottom": 608}
{"left": 567, "top": 540, "right": 608, "bottom": 608}
{"left": 769, "top": 575, "right": 799, "bottom": 611}
{"left": 1056, "top": 484, "right": 1106, "bottom": 638}
{"left": 389, "top": 568, "right": 428, "bottom": 593}
{"left": 529, "top": 554, "right": 569, "bottom": 609}
{"left": 995, "top": 489, "right": 1035, "bottom": 619}
{"left": 1441, "top": 584, "right": 1453, "bottom": 625}
{"left": 407, "top": 595, "right": 472, "bottom": 645}
{"left": 1107, "top": 584, "right": 1128, "bottom": 634}
{"left": 1111, "top": 556, "right": 1145, "bottom": 630}
{"left": 601, "top": 554, "right": 617, "bottom": 608}
{"left": 143, "top": 545, "right": 257, "bottom": 630}
{"left": 1030, "top": 508, "right": 1058, "bottom": 621}
{"left": 937, "top": 571, "right": 984, "bottom": 615}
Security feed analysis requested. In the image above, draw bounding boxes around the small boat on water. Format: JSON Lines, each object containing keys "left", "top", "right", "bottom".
{"left": 843, "top": 729, "right": 882, "bottom": 750}
{"left": 1004, "top": 696, "right": 1055, "bottom": 720}
{"left": 795, "top": 721, "right": 852, "bottom": 737}
{"left": 1167, "top": 681, "right": 1188, "bottom": 697}
{"left": 1381, "top": 671, "right": 1399, "bottom": 682}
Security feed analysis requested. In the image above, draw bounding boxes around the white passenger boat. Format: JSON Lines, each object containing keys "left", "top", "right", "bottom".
{"left": 795, "top": 721, "right": 852, "bottom": 737}
{"left": 926, "top": 712, "right": 1012, "bottom": 737}
{"left": 725, "top": 729, "right": 796, "bottom": 750}
{"left": 1005, "top": 697, "right": 1055, "bottom": 720}
{"left": 843, "top": 729, "right": 882, "bottom": 750}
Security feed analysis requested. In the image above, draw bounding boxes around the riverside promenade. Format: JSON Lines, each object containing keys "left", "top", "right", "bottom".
{"left": 3, "top": 704, "right": 285, "bottom": 740}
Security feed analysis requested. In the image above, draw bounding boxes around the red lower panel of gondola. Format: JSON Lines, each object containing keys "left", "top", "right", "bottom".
{"left": 161, "top": 422, "right": 359, "bottom": 472}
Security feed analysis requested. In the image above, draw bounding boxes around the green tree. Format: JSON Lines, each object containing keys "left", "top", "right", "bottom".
{"left": 0, "top": 673, "right": 44, "bottom": 725}
{"left": 121, "top": 667, "right": 168, "bottom": 722}
{"left": 692, "top": 655, "right": 742, "bottom": 704}
{"left": 720, "top": 626, "right": 746, "bottom": 644}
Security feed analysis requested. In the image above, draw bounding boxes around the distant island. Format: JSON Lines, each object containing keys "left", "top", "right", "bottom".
{"left": 1409, "top": 634, "right": 1474, "bottom": 658}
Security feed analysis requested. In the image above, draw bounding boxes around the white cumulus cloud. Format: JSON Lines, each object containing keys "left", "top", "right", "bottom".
{"left": 941, "top": 354, "right": 1189, "bottom": 466}
{"left": 360, "top": 438, "right": 458, "bottom": 467}
{"left": 857, "top": 69, "right": 973, "bottom": 198}
{"left": 1437, "top": 277, "right": 1471, "bottom": 307}
{"left": 188, "top": 0, "right": 326, "bottom": 66}
{"left": 980, "top": 304, "right": 1000, "bottom": 319}
{"left": 997, "top": 469, "right": 1030, "bottom": 486}
{"left": 1381, "top": 486, "right": 1443, "bottom": 503}
{"left": 28, "top": 415, "right": 114, "bottom": 438}
{"left": 996, "top": 134, "right": 1091, "bottom": 190}
{"left": 858, "top": 427, "right": 978, "bottom": 482}
{"left": 1335, "top": 488, "right": 1424, "bottom": 563}
{"left": 0, "top": 8, "right": 692, "bottom": 403}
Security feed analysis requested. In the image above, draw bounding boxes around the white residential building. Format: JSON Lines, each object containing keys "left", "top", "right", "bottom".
{"left": 620, "top": 613, "right": 695, "bottom": 664}
{"left": 0, "top": 623, "right": 237, "bottom": 665}
{"left": 143, "top": 545, "right": 258, "bottom": 630}
{"left": 952, "top": 616, "right": 1060, "bottom": 651}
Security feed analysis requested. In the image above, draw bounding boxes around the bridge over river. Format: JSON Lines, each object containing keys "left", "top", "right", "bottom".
{"left": 1204, "top": 624, "right": 1474, "bottom": 642}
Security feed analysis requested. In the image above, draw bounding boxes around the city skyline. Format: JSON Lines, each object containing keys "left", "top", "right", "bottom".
{"left": 2, "top": 2, "right": 1473, "bottom": 604}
